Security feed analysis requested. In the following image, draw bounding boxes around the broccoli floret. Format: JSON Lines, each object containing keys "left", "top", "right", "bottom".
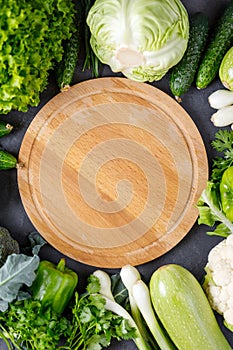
{"left": 0, "top": 226, "right": 20, "bottom": 267}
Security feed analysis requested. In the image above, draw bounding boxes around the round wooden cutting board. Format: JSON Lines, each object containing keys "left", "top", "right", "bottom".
{"left": 17, "top": 77, "right": 208, "bottom": 268}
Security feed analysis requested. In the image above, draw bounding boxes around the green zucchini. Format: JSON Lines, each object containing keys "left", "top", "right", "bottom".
{"left": 196, "top": 2, "right": 233, "bottom": 89}
{"left": 0, "top": 121, "right": 13, "bottom": 137}
{"left": 149, "top": 264, "right": 232, "bottom": 350}
{"left": 55, "top": 4, "right": 83, "bottom": 91}
{"left": 0, "top": 150, "right": 18, "bottom": 170}
{"left": 169, "top": 12, "right": 209, "bottom": 101}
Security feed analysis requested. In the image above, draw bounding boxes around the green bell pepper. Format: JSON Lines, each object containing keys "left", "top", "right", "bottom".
{"left": 220, "top": 166, "right": 233, "bottom": 222}
{"left": 31, "top": 258, "right": 78, "bottom": 314}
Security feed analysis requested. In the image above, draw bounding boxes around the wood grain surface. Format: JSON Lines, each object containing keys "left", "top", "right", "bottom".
{"left": 17, "top": 77, "right": 208, "bottom": 268}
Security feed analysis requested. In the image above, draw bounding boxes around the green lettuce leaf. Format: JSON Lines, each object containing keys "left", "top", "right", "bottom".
{"left": 0, "top": 0, "right": 75, "bottom": 114}
{"left": 197, "top": 181, "right": 233, "bottom": 237}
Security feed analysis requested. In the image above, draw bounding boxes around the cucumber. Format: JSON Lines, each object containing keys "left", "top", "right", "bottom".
{"left": 149, "top": 264, "right": 232, "bottom": 350}
{"left": 55, "top": 30, "right": 80, "bottom": 91}
{"left": 55, "top": 4, "right": 83, "bottom": 91}
{"left": 196, "top": 2, "right": 233, "bottom": 89}
{"left": 0, "top": 150, "right": 18, "bottom": 170}
{"left": 0, "top": 121, "right": 13, "bottom": 137}
{"left": 169, "top": 13, "right": 209, "bottom": 101}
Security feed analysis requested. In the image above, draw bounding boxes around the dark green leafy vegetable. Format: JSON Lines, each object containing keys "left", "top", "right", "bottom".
{"left": 197, "top": 129, "right": 233, "bottom": 237}
{"left": 22, "top": 231, "right": 47, "bottom": 256}
{"left": 0, "top": 227, "right": 19, "bottom": 267}
{"left": 111, "top": 273, "right": 129, "bottom": 306}
{"left": 0, "top": 0, "right": 75, "bottom": 114}
{"left": 0, "top": 270, "right": 136, "bottom": 350}
{"left": 0, "top": 298, "right": 71, "bottom": 350}
{"left": 211, "top": 129, "right": 233, "bottom": 184}
{"left": 61, "top": 274, "right": 135, "bottom": 350}
{"left": 0, "top": 254, "right": 39, "bottom": 312}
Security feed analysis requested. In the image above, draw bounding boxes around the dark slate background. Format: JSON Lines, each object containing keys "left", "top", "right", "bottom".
{"left": 1, "top": 0, "right": 233, "bottom": 348}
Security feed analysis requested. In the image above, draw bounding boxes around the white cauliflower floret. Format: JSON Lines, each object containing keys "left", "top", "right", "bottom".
{"left": 225, "top": 296, "right": 233, "bottom": 326}
{"left": 205, "top": 284, "right": 221, "bottom": 310}
{"left": 226, "top": 234, "right": 233, "bottom": 246}
{"left": 203, "top": 235, "right": 233, "bottom": 331}
{"left": 227, "top": 280, "right": 233, "bottom": 295}
{"left": 213, "top": 260, "right": 232, "bottom": 286}
{"left": 224, "top": 309, "right": 233, "bottom": 327}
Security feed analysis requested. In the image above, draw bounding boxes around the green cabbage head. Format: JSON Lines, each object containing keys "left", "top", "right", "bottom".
{"left": 87, "top": 0, "right": 189, "bottom": 82}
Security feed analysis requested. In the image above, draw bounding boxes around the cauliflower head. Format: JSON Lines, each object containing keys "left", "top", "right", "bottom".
{"left": 203, "top": 234, "right": 233, "bottom": 331}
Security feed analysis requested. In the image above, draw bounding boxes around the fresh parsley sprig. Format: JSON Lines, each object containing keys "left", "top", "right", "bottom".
{"left": 211, "top": 129, "right": 233, "bottom": 184}
{"left": 197, "top": 129, "right": 233, "bottom": 237}
{"left": 0, "top": 298, "right": 71, "bottom": 350}
{"left": 211, "top": 129, "right": 233, "bottom": 152}
{"left": 0, "top": 271, "right": 135, "bottom": 350}
{"left": 62, "top": 275, "right": 135, "bottom": 350}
